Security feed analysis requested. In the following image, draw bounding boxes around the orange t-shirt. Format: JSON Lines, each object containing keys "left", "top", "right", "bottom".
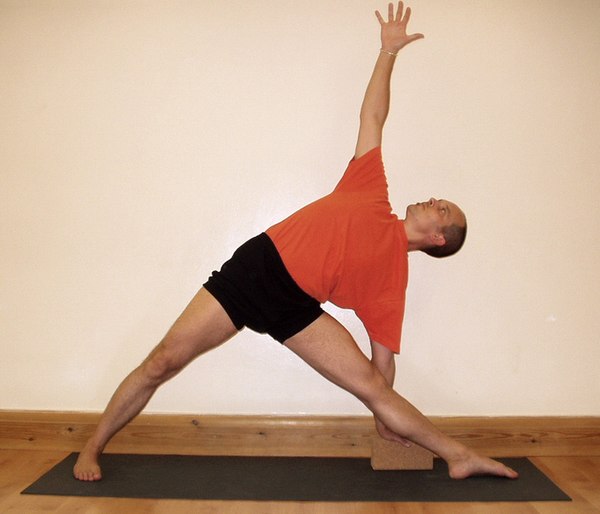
{"left": 266, "top": 147, "right": 408, "bottom": 353}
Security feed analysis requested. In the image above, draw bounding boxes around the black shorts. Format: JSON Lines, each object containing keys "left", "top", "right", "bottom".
{"left": 203, "top": 233, "right": 324, "bottom": 343}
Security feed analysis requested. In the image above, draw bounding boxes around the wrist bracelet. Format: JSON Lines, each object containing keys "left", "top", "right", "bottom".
{"left": 380, "top": 49, "right": 398, "bottom": 57}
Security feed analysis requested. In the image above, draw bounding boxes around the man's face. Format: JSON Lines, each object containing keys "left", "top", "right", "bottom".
{"left": 406, "top": 198, "right": 465, "bottom": 235}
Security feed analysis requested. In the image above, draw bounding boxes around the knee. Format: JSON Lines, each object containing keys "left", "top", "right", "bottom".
{"left": 352, "top": 363, "right": 390, "bottom": 406}
{"left": 141, "top": 345, "right": 182, "bottom": 384}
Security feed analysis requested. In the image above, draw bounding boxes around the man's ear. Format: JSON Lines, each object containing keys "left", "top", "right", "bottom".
{"left": 428, "top": 232, "right": 446, "bottom": 247}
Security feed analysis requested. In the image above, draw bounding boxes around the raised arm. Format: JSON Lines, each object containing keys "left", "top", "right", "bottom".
{"left": 354, "top": 2, "right": 424, "bottom": 159}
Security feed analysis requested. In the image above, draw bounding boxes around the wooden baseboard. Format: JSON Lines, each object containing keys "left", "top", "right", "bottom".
{"left": 1, "top": 410, "right": 598, "bottom": 457}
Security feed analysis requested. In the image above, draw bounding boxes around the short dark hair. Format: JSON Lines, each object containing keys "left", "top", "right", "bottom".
{"left": 422, "top": 220, "right": 467, "bottom": 258}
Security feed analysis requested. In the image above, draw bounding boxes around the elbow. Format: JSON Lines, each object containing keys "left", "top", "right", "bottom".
{"left": 360, "top": 111, "right": 387, "bottom": 129}
{"left": 359, "top": 111, "right": 387, "bottom": 135}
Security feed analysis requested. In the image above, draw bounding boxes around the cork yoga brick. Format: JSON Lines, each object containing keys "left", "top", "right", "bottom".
{"left": 371, "top": 436, "right": 434, "bottom": 470}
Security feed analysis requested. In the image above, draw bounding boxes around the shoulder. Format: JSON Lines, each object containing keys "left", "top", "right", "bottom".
{"left": 334, "top": 147, "right": 386, "bottom": 193}
{"left": 352, "top": 146, "right": 383, "bottom": 165}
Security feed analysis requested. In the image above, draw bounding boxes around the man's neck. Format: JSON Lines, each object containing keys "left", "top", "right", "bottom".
{"left": 401, "top": 219, "right": 426, "bottom": 252}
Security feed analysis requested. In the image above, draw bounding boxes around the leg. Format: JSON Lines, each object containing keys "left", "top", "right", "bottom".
{"left": 73, "top": 288, "right": 239, "bottom": 481}
{"left": 284, "top": 313, "right": 518, "bottom": 480}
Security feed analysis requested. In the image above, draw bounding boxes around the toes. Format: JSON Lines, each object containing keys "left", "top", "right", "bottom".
{"left": 73, "top": 468, "right": 102, "bottom": 481}
{"left": 496, "top": 462, "right": 518, "bottom": 479}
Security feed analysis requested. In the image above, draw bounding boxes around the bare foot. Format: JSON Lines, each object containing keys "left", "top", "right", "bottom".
{"left": 447, "top": 450, "right": 519, "bottom": 480}
{"left": 73, "top": 446, "right": 102, "bottom": 481}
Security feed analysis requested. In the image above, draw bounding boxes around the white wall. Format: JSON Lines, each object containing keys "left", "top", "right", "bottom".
{"left": 1, "top": 0, "right": 599, "bottom": 416}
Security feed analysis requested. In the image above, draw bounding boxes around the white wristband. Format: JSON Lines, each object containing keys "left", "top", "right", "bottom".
{"left": 380, "top": 49, "right": 398, "bottom": 57}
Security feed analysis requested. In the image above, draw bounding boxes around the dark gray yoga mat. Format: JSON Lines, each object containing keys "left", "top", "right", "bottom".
{"left": 22, "top": 453, "right": 570, "bottom": 503}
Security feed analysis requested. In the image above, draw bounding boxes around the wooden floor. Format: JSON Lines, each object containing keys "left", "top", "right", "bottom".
{"left": 1, "top": 450, "right": 599, "bottom": 513}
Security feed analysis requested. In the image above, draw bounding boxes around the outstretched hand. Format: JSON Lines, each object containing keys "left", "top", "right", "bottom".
{"left": 376, "top": 2, "right": 424, "bottom": 54}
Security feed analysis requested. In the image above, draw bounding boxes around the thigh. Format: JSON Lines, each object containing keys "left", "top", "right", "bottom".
{"left": 150, "top": 287, "right": 240, "bottom": 369}
{"left": 284, "top": 312, "right": 384, "bottom": 402}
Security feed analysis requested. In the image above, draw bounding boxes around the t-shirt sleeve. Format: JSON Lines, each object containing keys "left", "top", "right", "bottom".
{"left": 334, "top": 147, "right": 387, "bottom": 193}
{"left": 355, "top": 299, "right": 406, "bottom": 354}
